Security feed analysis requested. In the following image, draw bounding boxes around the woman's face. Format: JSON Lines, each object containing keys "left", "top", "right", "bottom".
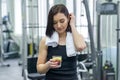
{"left": 53, "top": 13, "right": 69, "bottom": 34}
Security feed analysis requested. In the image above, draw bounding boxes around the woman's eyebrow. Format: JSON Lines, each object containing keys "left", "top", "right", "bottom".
{"left": 54, "top": 18, "right": 64, "bottom": 22}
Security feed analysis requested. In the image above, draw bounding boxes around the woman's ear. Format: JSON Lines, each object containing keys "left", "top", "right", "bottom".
{"left": 66, "top": 21, "right": 71, "bottom": 32}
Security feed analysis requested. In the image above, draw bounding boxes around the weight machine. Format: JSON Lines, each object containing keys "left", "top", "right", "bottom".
{"left": 2, "top": 15, "right": 20, "bottom": 59}
{"left": 0, "top": 0, "right": 10, "bottom": 67}
{"left": 96, "top": 0, "right": 120, "bottom": 80}
{"left": 82, "top": 0, "right": 120, "bottom": 80}
{"left": 116, "top": 1, "right": 120, "bottom": 80}
{"left": 21, "top": 0, "right": 45, "bottom": 80}
{"left": 82, "top": 0, "right": 97, "bottom": 80}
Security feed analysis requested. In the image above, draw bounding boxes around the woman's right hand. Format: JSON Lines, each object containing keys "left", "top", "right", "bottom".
{"left": 46, "top": 59, "right": 60, "bottom": 69}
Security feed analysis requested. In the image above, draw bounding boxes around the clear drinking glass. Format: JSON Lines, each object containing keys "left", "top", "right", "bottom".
{"left": 52, "top": 56, "right": 62, "bottom": 67}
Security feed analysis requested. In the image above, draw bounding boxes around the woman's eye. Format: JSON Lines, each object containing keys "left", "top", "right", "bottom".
{"left": 60, "top": 19, "right": 64, "bottom": 23}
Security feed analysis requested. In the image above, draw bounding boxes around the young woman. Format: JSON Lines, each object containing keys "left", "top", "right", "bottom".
{"left": 37, "top": 4, "right": 86, "bottom": 80}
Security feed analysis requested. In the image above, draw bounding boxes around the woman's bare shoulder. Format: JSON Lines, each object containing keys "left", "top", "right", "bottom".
{"left": 40, "top": 36, "right": 46, "bottom": 44}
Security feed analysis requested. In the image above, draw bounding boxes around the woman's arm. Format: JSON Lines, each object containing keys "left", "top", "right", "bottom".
{"left": 69, "top": 13, "right": 86, "bottom": 51}
{"left": 36, "top": 37, "right": 50, "bottom": 74}
{"left": 37, "top": 37, "right": 61, "bottom": 74}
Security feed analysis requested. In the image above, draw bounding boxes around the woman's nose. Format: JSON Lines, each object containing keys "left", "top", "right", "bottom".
{"left": 57, "top": 22, "right": 61, "bottom": 28}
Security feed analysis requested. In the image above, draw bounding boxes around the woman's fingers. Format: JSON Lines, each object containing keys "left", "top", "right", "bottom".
{"left": 49, "top": 59, "right": 60, "bottom": 68}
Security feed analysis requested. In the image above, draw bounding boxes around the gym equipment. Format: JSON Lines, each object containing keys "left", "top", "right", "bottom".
{"left": 27, "top": 57, "right": 45, "bottom": 80}
{"left": 96, "top": 0, "right": 120, "bottom": 80}
{"left": 77, "top": 0, "right": 97, "bottom": 79}
{"left": 83, "top": 0, "right": 97, "bottom": 80}
{"left": 116, "top": 1, "right": 120, "bottom": 80}
{"left": 0, "top": 46, "right": 10, "bottom": 67}
{"left": 27, "top": 42, "right": 36, "bottom": 56}
{"left": 103, "top": 60, "right": 115, "bottom": 80}
{"left": 77, "top": 41, "right": 93, "bottom": 80}
{"left": 0, "top": 0, "right": 10, "bottom": 67}
{"left": 21, "top": 0, "right": 44, "bottom": 80}
{"left": 77, "top": 41, "right": 92, "bottom": 68}
{"left": 2, "top": 16, "right": 20, "bottom": 59}
{"left": 77, "top": 61, "right": 90, "bottom": 80}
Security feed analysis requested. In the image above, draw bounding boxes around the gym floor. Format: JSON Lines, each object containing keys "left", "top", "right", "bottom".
{"left": 0, "top": 58, "right": 23, "bottom": 80}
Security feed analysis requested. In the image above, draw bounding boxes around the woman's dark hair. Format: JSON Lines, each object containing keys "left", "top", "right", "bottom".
{"left": 46, "top": 4, "right": 71, "bottom": 37}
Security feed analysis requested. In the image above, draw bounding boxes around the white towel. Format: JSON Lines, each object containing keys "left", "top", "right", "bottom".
{"left": 45, "top": 32, "right": 77, "bottom": 57}
{"left": 45, "top": 31, "right": 58, "bottom": 47}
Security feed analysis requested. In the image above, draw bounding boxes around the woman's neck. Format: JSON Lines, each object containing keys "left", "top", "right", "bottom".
{"left": 58, "top": 32, "right": 66, "bottom": 45}
{"left": 58, "top": 32, "right": 67, "bottom": 38}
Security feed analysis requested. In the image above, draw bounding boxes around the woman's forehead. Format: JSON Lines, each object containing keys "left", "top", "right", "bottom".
{"left": 53, "top": 13, "right": 67, "bottom": 21}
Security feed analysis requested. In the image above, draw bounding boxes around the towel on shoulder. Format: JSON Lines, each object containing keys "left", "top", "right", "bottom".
{"left": 45, "top": 31, "right": 77, "bottom": 57}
